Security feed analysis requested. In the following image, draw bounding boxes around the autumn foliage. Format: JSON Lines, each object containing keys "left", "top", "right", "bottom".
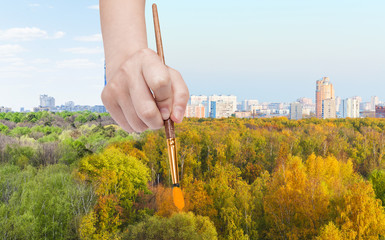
{"left": 2, "top": 113, "right": 385, "bottom": 239}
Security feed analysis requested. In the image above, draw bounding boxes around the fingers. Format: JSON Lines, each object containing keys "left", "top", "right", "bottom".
{"left": 117, "top": 92, "right": 148, "bottom": 132}
{"left": 101, "top": 84, "right": 134, "bottom": 133}
{"left": 128, "top": 71, "right": 164, "bottom": 130}
{"left": 102, "top": 80, "right": 147, "bottom": 133}
{"left": 140, "top": 49, "right": 173, "bottom": 120}
{"left": 101, "top": 48, "right": 189, "bottom": 133}
{"left": 168, "top": 68, "right": 189, "bottom": 123}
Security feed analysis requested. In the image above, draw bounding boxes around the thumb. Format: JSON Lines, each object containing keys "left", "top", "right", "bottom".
{"left": 168, "top": 68, "right": 189, "bottom": 123}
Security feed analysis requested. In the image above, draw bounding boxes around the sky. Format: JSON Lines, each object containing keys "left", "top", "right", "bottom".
{"left": 1, "top": 0, "right": 385, "bottom": 111}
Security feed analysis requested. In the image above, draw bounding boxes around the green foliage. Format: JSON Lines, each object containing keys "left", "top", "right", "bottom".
{"left": 0, "top": 164, "right": 95, "bottom": 240}
{"left": 0, "top": 123, "right": 8, "bottom": 133}
{"left": 122, "top": 212, "right": 218, "bottom": 240}
{"left": 4, "top": 144, "right": 36, "bottom": 167}
{"left": 9, "top": 126, "right": 32, "bottom": 137}
{"left": 78, "top": 146, "right": 151, "bottom": 238}
{"left": 369, "top": 169, "right": 385, "bottom": 206}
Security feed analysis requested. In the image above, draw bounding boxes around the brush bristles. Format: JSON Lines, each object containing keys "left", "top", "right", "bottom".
{"left": 172, "top": 187, "right": 185, "bottom": 210}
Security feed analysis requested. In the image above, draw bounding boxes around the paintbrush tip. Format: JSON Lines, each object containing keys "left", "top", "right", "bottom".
{"left": 172, "top": 186, "right": 185, "bottom": 210}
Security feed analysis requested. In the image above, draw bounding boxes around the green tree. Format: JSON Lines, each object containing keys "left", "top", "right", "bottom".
{"left": 122, "top": 212, "right": 217, "bottom": 240}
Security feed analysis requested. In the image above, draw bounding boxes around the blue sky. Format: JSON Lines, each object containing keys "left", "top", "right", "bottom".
{"left": 1, "top": 0, "right": 385, "bottom": 110}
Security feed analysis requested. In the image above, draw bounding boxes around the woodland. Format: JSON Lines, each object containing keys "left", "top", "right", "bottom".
{"left": 1, "top": 111, "right": 385, "bottom": 239}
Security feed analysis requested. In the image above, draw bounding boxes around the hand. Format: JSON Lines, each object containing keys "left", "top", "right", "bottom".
{"left": 101, "top": 48, "right": 189, "bottom": 133}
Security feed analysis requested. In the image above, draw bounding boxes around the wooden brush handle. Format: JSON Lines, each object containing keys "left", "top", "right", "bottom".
{"left": 153, "top": 4, "right": 176, "bottom": 137}
{"left": 164, "top": 119, "right": 175, "bottom": 139}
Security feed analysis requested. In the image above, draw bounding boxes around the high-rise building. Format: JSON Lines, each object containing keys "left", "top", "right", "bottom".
{"left": 297, "top": 97, "right": 313, "bottom": 105}
{"left": 290, "top": 102, "right": 303, "bottom": 120}
{"left": 208, "top": 95, "right": 237, "bottom": 115}
{"left": 40, "top": 94, "right": 55, "bottom": 109}
{"left": 335, "top": 96, "right": 341, "bottom": 114}
{"left": 341, "top": 98, "right": 360, "bottom": 118}
{"left": 316, "top": 77, "right": 336, "bottom": 119}
{"left": 190, "top": 95, "right": 209, "bottom": 117}
{"left": 371, "top": 96, "right": 379, "bottom": 111}
{"left": 0, "top": 106, "right": 12, "bottom": 113}
{"left": 322, "top": 99, "right": 336, "bottom": 119}
{"left": 210, "top": 101, "right": 234, "bottom": 118}
{"left": 297, "top": 97, "right": 315, "bottom": 115}
{"left": 190, "top": 95, "right": 208, "bottom": 105}
{"left": 242, "top": 99, "right": 259, "bottom": 111}
{"left": 185, "top": 104, "right": 205, "bottom": 118}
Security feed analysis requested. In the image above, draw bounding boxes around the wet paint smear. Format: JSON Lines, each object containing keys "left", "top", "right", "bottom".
{"left": 172, "top": 187, "right": 185, "bottom": 210}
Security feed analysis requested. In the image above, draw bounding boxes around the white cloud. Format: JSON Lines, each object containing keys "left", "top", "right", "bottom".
{"left": 0, "top": 27, "right": 65, "bottom": 41}
{"left": 31, "top": 58, "right": 51, "bottom": 64}
{"left": 61, "top": 47, "right": 103, "bottom": 54}
{"left": 88, "top": 5, "right": 99, "bottom": 10}
{"left": 0, "top": 44, "right": 25, "bottom": 56}
{"left": 56, "top": 59, "right": 100, "bottom": 69}
{"left": 52, "top": 31, "right": 65, "bottom": 39}
{"left": 29, "top": 3, "right": 40, "bottom": 7}
{"left": 74, "top": 34, "right": 102, "bottom": 42}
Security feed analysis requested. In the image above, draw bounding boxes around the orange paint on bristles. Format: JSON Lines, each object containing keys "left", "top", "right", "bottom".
{"left": 172, "top": 187, "right": 185, "bottom": 210}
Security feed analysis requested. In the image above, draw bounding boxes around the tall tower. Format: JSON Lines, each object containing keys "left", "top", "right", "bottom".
{"left": 316, "top": 77, "right": 335, "bottom": 119}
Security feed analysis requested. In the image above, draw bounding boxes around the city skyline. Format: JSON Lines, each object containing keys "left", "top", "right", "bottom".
{"left": 1, "top": 1, "right": 385, "bottom": 110}
{"left": 1, "top": 90, "right": 383, "bottom": 113}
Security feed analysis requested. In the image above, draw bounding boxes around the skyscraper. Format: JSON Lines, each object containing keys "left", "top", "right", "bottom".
{"left": 40, "top": 94, "right": 55, "bottom": 109}
{"left": 290, "top": 102, "right": 303, "bottom": 120}
{"left": 371, "top": 96, "right": 379, "bottom": 111}
{"left": 341, "top": 98, "right": 360, "bottom": 118}
{"left": 208, "top": 95, "right": 237, "bottom": 115}
{"left": 316, "top": 77, "right": 336, "bottom": 119}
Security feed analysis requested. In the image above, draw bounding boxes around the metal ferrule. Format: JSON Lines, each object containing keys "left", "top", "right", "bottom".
{"left": 167, "top": 138, "right": 179, "bottom": 185}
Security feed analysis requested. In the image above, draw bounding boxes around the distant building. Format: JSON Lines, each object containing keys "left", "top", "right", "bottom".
{"left": 297, "top": 97, "right": 315, "bottom": 115}
{"left": 360, "top": 102, "right": 371, "bottom": 112}
{"left": 371, "top": 96, "right": 379, "bottom": 111}
{"left": 33, "top": 106, "right": 50, "bottom": 112}
{"left": 376, "top": 106, "right": 385, "bottom": 118}
{"left": 20, "top": 107, "right": 25, "bottom": 112}
{"left": 234, "top": 111, "right": 252, "bottom": 118}
{"left": 341, "top": 98, "right": 360, "bottom": 118}
{"left": 242, "top": 99, "right": 259, "bottom": 111}
{"left": 40, "top": 94, "right": 55, "bottom": 109}
{"left": 190, "top": 95, "right": 209, "bottom": 117}
{"left": 209, "top": 95, "right": 237, "bottom": 116}
{"left": 210, "top": 101, "right": 234, "bottom": 118}
{"left": 290, "top": 102, "right": 303, "bottom": 120}
{"left": 361, "top": 110, "right": 375, "bottom": 118}
{"left": 335, "top": 96, "right": 341, "bottom": 113}
{"left": 0, "top": 106, "right": 12, "bottom": 113}
{"left": 322, "top": 99, "right": 336, "bottom": 119}
{"left": 65, "top": 101, "right": 75, "bottom": 108}
{"left": 185, "top": 104, "right": 205, "bottom": 118}
{"left": 297, "top": 97, "right": 312, "bottom": 105}
{"left": 91, "top": 105, "right": 107, "bottom": 113}
{"left": 316, "top": 77, "right": 336, "bottom": 119}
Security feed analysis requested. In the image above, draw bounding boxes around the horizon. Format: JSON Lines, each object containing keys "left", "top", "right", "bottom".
{"left": 1, "top": 0, "right": 385, "bottom": 110}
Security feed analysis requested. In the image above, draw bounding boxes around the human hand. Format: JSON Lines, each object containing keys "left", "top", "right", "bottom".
{"left": 101, "top": 48, "right": 189, "bottom": 133}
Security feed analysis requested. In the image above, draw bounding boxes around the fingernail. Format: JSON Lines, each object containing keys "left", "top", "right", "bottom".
{"left": 160, "top": 108, "right": 170, "bottom": 120}
{"left": 173, "top": 106, "right": 184, "bottom": 122}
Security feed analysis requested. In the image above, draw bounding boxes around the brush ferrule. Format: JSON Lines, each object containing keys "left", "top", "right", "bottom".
{"left": 167, "top": 138, "right": 179, "bottom": 185}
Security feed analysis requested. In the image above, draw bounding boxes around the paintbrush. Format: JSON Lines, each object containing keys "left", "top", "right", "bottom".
{"left": 152, "top": 3, "right": 185, "bottom": 211}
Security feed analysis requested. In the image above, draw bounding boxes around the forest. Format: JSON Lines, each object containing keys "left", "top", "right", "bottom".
{"left": 1, "top": 111, "right": 385, "bottom": 239}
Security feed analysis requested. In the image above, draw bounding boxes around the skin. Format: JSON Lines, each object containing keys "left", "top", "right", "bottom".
{"left": 100, "top": 0, "right": 189, "bottom": 133}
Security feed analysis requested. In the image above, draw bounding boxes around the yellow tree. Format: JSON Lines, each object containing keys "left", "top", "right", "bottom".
{"left": 336, "top": 181, "right": 385, "bottom": 239}
{"left": 264, "top": 155, "right": 330, "bottom": 239}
